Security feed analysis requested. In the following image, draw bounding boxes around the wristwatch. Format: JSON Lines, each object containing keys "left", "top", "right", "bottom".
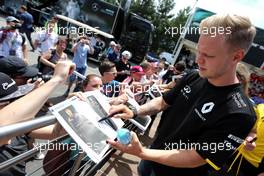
{"left": 126, "top": 103, "right": 138, "bottom": 119}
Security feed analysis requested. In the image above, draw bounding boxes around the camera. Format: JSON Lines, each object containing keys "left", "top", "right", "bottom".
{"left": 31, "top": 73, "right": 53, "bottom": 82}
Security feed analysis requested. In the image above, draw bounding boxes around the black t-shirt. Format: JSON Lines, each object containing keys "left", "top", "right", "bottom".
{"left": 150, "top": 71, "right": 256, "bottom": 176}
{"left": 0, "top": 135, "right": 30, "bottom": 176}
{"left": 115, "top": 60, "right": 131, "bottom": 82}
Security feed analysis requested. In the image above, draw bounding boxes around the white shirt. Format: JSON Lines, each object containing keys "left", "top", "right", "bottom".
{"left": 36, "top": 30, "right": 58, "bottom": 53}
{"left": 0, "top": 30, "right": 26, "bottom": 59}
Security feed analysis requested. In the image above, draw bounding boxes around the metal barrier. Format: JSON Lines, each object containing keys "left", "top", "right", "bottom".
{"left": 0, "top": 115, "right": 56, "bottom": 140}
{"left": 0, "top": 115, "right": 141, "bottom": 176}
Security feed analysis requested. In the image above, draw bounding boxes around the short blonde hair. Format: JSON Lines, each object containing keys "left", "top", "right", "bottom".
{"left": 200, "top": 14, "right": 256, "bottom": 53}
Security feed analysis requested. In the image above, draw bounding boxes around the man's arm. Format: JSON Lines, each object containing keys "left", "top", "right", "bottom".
{"left": 22, "top": 44, "right": 28, "bottom": 64}
{"left": 87, "top": 42, "right": 94, "bottom": 55}
{"left": 33, "top": 39, "right": 40, "bottom": 50}
{"left": 71, "top": 43, "right": 78, "bottom": 53}
{"left": 28, "top": 123, "right": 66, "bottom": 140}
{"left": 0, "top": 61, "right": 75, "bottom": 125}
{"left": 40, "top": 50, "right": 56, "bottom": 68}
{"left": 109, "top": 96, "right": 169, "bottom": 119}
{"left": 108, "top": 132, "right": 206, "bottom": 168}
{"left": 141, "top": 148, "right": 206, "bottom": 168}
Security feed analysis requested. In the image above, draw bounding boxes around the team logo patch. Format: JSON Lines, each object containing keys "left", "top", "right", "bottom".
{"left": 201, "top": 102, "right": 215, "bottom": 114}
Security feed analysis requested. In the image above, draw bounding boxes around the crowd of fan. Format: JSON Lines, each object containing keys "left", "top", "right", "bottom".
{"left": 0, "top": 9, "right": 263, "bottom": 176}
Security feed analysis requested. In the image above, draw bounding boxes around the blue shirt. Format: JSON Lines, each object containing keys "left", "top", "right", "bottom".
{"left": 72, "top": 43, "right": 90, "bottom": 68}
{"left": 102, "top": 80, "right": 120, "bottom": 97}
{"left": 107, "top": 51, "right": 120, "bottom": 62}
{"left": 20, "top": 12, "right": 33, "bottom": 31}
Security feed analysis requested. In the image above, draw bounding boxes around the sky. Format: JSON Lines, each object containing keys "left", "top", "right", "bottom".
{"left": 166, "top": 0, "right": 264, "bottom": 28}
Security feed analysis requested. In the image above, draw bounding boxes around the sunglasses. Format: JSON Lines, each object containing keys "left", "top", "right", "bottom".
{"left": 91, "top": 84, "right": 102, "bottom": 88}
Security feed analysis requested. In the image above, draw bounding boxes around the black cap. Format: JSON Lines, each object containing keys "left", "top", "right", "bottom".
{"left": 0, "top": 72, "right": 34, "bottom": 102}
{"left": 0, "top": 56, "right": 38, "bottom": 78}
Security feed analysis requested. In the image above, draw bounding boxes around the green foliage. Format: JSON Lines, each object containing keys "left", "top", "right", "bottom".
{"left": 104, "top": 0, "right": 191, "bottom": 54}
{"left": 130, "top": 0, "right": 191, "bottom": 53}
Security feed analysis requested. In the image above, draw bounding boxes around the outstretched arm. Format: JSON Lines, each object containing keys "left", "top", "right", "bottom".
{"left": 108, "top": 132, "right": 206, "bottom": 168}
{"left": 109, "top": 96, "right": 169, "bottom": 120}
{"left": 0, "top": 61, "right": 75, "bottom": 126}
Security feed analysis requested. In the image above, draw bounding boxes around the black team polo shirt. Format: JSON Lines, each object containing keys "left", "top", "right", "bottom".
{"left": 147, "top": 71, "right": 256, "bottom": 176}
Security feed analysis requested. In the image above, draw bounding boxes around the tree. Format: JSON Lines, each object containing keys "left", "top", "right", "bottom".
{"left": 104, "top": 0, "right": 191, "bottom": 54}
{"left": 130, "top": 0, "right": 156, "bottom": 21}
{"left": 151, "top": 0, "right": 176, "bottom": 53}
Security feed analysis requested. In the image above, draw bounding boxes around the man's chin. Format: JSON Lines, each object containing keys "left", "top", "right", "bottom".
{"left": 198, "top": 71, "right": 206, "bottom": 78}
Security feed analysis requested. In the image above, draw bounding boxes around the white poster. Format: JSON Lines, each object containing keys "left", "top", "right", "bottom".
{"left": 49, "top": 91, "right": 124, "bottom": 163}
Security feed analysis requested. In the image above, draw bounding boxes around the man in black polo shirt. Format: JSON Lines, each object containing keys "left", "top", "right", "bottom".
{"left": 107, "top": 14, "right": 257, "bottom": 176}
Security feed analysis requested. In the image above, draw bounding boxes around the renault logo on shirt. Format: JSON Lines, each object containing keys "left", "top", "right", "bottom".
{"left": 201, "top": 102, "right": 215, "bottom": 114}
{"left": 181, "top": 85, "right": 191, "bottom": 99}
{"left": 183, "top": 85, "right": 191, "bottom": 93}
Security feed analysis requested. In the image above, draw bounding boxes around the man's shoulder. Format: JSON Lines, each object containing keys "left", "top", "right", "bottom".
{"left": 25, "top": 12, "right": 33, "bottom": 18}
{"left": 111, "top": 80, "right": 120, "bottom": 85}
{"left": 219, "top": 89, "right": 256, "bottom": 124}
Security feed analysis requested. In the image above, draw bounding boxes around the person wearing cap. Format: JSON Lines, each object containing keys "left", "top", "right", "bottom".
{"left": 44, "top": 16, "right": 59, "bottom": 34}
{"left": 0, "top": 60, "right": 75, "bottom": 134}
{"left": 18, "top": 5, "right": 34, "bottom": 51}
{"left": 107, "top": 44, "right": 121, "bottom": 62}
{"left": 0, "top": 56, "right": 38, "bottom": 85}
{"left": 65, "top": 35, "right": 94, "bottom": 96}
{"left": 34, "top": 20, "right": 58, "bottom": 54}
{"left": 115, "top": 50, "right": 132, "bottom": 82}
{"left": 104, "top": 40, "right": 116, "bottom": 58}
{"left": 0, "top": 16, "right": 28, "bottom": 64}
{"left": 122, "top": 65, "right": 148, "bottom": 93}
{"left": 0, "top": 61, "right": 75, "bottom": 175}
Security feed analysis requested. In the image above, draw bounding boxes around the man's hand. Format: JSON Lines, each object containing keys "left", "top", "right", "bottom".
{"left": 67, "top": 91, "right": 86, "bottom": 101}
{"left": 109, "top": 104, "right": 134, "bottom": 120}
{"left": 107, "top": 132, "right": 145, "bottom": 157}
{"left": 27, "top": 78, "right": 45, "bottom": 89}
{"left": 243, "top": 131, "right": 257, "bottom": 151}
{"left": 52, "top": 61, "right": 76, "bottom": 83}
{"left": 109, "top": 94, "right": 129, "bottom": 105}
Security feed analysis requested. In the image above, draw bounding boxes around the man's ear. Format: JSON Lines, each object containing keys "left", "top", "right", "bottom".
{"left": 233, "top": 49, "right": 245, "bottom": 63}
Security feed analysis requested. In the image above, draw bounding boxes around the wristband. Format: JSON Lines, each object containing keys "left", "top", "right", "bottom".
{"left": 126, "top": 103, "right": 138, "bottom": 119}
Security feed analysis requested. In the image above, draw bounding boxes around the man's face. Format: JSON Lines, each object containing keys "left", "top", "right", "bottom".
{"left": 6, "top": 21, "right": 16, "bottom": 28}
{"left": 103, "top": 67, "right": 117, "bottom": 83}
{"left": 131, "top": 72, "right": 144, "bottom": 81}
{"left": 84, "top": 77, "right": 103, "bottom": 91}
{"left": 47, "top": 23, "right": 55, "bottom": 34}
{"left": 114, "top": 46, "right": 121, "bottom": 53}
{"left": 57, "top": 40, "right": 67, "bottom": 51}
{"left": 143, "top": 67, "right": 153, "bottom": 77}
{"left": 196, "top": 34, "right": 237, "bottom": 82}
{"left": 121, "top": 56, "right": 129, "bottom": 63}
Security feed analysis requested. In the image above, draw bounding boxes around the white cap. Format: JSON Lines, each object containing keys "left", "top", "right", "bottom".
{"left": 110, "top": 41, "right": 116, "bottom": 46}
{"left": 122, "top": 50, "right": 132, "bottom": 59}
